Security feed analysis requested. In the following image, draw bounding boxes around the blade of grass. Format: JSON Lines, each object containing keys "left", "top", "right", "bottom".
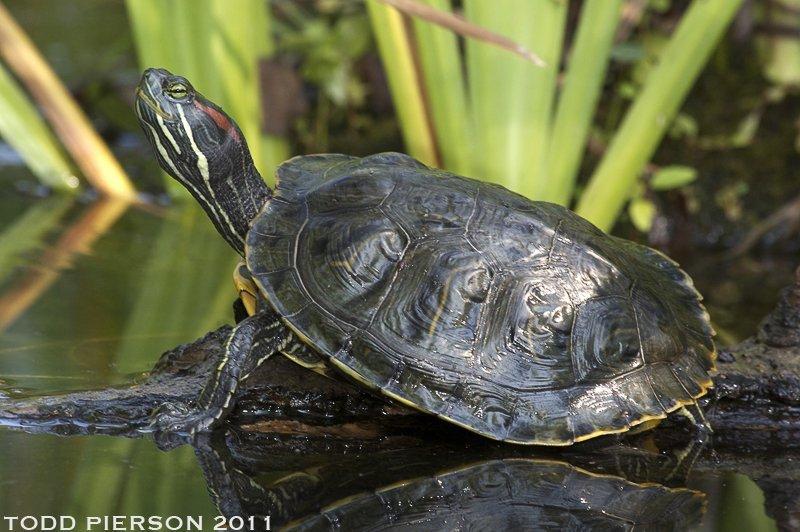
{"left": 126, "top": 0, "right": 210, "bottom": 197}
{"left": 762, "top": 0, "right": 800, "bottom": 86}
{"left": 410, "top": 0, "right": 474, "bottom": 176}
{"left": 378, "top": 0, "right": 546, "bottom": 66}
{"left": 365, "top": 0, "right": 438, "bottom": 166}
{"left": 176, "top": 1, "right": 215, "bottom": 88}
{"left": 575, "top": 0, "right": 744, "bottom": 231}
{"left": 0, "top": 64, "right": 77, "bottom": 190}
{"left": 464, "top": 0, "right": 566, "bottom": 195}
{"left": 125, "top": 0, "right": 176, "bottom": 78}
{"left": 210, "top": 0, "right": 288, "bottom": 183}
{"left": 545, "top": 0, "right": 623, "bottom": 205}
{"left": 0, "top": 2, "right": 136, "bottom": 199}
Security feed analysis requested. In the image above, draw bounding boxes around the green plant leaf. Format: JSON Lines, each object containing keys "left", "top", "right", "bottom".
{"left": 545, "top": 0, "right": 623, "bottom": 204}
{"left": 411, "top": 0, "right": 474, "bottom": 176}
{"left": 464, "top": 0, "right": 566, "bottom": 196}
{"left": 576, "top": 0, "right": 744, "bottom": 231}
{"left": 628, "top": 197, "right": 656, "bottom": 233}
{"left": 651, "top": 166, "right": 697, "bottom": 190}
{"left": 0, "top": 64, "right": 76, "bottom": 190}
{"left": 365, "top": 0, "right": 438, "bottom": 166}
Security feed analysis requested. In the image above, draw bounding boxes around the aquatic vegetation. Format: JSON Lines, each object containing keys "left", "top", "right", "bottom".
{"left": 0, "top": 3, "right": 135, "bottom": 197}
{"left": 368, "top": 0, "right": 744, "bottom": 231}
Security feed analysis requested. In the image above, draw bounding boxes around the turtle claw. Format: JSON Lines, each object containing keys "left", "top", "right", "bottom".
{"left": 149, "top": 402, "right": 217, "bottom": 437}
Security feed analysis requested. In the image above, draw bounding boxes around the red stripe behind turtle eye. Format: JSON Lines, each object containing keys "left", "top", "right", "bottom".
{"left": 194, "top": 100, "right": 240, "bottom": 142}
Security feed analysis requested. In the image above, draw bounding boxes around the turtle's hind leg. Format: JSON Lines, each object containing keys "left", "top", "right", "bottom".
{"left": 664, "top": 401, "right": 713, "bottom": 481}
{"left": 679, "top": 401, "right": 713, "bottom": 443}
{"left": 150, "top": 310, "right": 291, "bottom": 436}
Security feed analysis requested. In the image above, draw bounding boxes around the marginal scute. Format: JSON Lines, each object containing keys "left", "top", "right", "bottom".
{"left": 248, "top": 152, "right": 716, "bottom": 444}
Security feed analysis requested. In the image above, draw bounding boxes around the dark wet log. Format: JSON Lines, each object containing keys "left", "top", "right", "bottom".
{"left": 706, "top": 267, "right": 800, "bottom": 449}
{"left": 758, "top": 266, "right": 800, "bottom": 347}
{"left": 0, "top": 324, "right": 427, "bottom": 446}
{"left": 1, "top": 319, "right": 796, "bottom": 445}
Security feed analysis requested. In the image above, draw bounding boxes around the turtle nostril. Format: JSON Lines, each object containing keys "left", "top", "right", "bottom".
{"left": 142, "top": 67, "right": 173, "bottom": 85}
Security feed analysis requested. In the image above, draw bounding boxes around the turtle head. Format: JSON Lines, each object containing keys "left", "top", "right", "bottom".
{"left": 135, "top": 67, "right": 271, "bottom": 255}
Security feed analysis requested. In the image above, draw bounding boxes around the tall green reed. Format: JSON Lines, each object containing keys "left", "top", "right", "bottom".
{"left": 368, "top": 0, "right": 744, "bottom": 231}
{"left": 0, "top": 4, "right": 136, "bottom": 197}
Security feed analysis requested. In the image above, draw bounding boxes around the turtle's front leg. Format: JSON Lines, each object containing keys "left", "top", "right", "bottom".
{"left": 151, "top": 310, "right": 290, "bottom": 435}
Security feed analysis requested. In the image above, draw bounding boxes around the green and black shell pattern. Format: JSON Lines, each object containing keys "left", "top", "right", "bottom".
{"left": 247, "top": 153, "right": 715, "bottom": 445}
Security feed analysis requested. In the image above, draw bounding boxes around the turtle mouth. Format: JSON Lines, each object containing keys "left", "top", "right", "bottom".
{"left": 135, "top": 86, "right": 173, "bottom": 120}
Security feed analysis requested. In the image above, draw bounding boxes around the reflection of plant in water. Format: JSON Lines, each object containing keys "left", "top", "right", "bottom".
{"left": 0, "top": 197, "right": 72, "bottom": 283}
{"left": 113, "top": 205, "right": 237, "bottom": 375}
{"left": 0, "top": 199, "right": 128, "bottom": 332}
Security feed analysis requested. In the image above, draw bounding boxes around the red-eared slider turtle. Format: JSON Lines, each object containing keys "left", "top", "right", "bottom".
{"left": 134, "top": 68, "right": 715, "bottom": 445}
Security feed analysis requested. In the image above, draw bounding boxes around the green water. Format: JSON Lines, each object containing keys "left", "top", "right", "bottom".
{"left": 0, "top": 201, "right": 236, "bottom": 394}
{"left": 0, "top": 431, "right": 216, "bottom": 524}
{"left": 0, "top": 195, "right": 222, "bottom": 524}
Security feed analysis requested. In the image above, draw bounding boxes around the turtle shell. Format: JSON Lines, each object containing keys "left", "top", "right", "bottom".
{"left": 247, "top": 153, "right": 715, "bottom": 445}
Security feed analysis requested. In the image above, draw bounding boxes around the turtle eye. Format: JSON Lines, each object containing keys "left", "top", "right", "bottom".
{"left": 166, "top": 82, "right": 189, "bottom": 100}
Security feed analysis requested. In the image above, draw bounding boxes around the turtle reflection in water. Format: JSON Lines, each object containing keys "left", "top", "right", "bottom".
{"left": 135, "top": 68, "right": 715, "bottom": 445}
{"left": 195, "top": 438, "right": 705, "bottom": 530}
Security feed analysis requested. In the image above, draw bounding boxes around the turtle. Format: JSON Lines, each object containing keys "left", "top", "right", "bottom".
{"left": 134, "top": 67, "right": 716, "bottom": 445}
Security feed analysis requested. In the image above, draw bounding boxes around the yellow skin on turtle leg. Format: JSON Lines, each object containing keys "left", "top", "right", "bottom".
{"left": 624, "top": 401, "right": 712, "bottom": 438}
{"left": 235, "top": 261, "right": 337, "bottom": 379}
{"left": 234, "top": 261, "right": 258, "bottom": 317}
